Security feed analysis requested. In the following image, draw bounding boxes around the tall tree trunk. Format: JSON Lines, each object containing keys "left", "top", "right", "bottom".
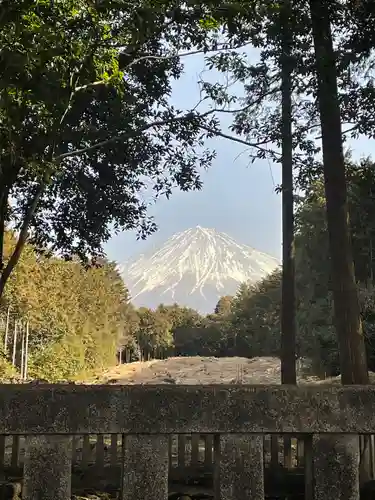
{"left": 0, "top": 182, "right": 45, "bottom": 301}
{"left": 309, "top": 0, "right": 368, "bottom": 384}
{"left": 280, "top": 0, "right": 296, "bottom": 385}
{"left": 0, "top": 185, "right": 8, "bottom": 275}
{"left": 279, "top": 1, "right": 297, "bottom": 469}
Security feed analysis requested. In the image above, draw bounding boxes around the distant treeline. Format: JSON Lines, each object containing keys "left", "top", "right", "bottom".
{"left": 120, "top": 158, "right": 375, "bottom": 379}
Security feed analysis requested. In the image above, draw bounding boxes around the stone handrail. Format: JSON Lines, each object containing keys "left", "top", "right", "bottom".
{"left": 3, "top": 384, "right": 370, "bottom": 500}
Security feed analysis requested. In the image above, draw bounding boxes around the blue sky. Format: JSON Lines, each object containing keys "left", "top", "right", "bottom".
{"left": 104, "top": 50, "right": 375, "bottom": 265}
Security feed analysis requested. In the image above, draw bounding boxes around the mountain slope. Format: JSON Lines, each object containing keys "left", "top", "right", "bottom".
{"left": 120, "top": 226, "right": 280, "bottom": 313}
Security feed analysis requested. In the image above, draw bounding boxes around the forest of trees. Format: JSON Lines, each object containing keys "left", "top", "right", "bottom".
{"left": 120, "top": 156, "right": 375, "bottom": 379}
{"left": 0, "top": 231, "right": 131, "bottom": 380}
{"left": 1, "top": 1, "right": 375, "bottom": 383}
{"left": 2, "top": 154, "right": 375, "bottom": 382}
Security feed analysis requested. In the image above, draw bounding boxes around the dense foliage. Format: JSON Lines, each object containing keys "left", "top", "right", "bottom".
{"left": 0, "top": 0, "right": 245, "bottom": 297}
{"left": 0, "top": 232, "right": 133, "bottom": 381}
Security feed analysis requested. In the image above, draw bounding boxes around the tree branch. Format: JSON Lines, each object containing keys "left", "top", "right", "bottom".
{"left": 199, "top": 124, "right": 281, "bottom": 155}
{"left": 314, "top": 122, "right": 359, "bottom": 140}
{"left": 55, "top": 112, "right": 199, "bottom": 161}
{"left": 73, "top": 50, "right": 209, "bottom": 94}
{"left": 55, "top": 86, "right": 282, "bottom": 163}
{"left": 73, "top": 50, "right": 205, "bottom": 93}
{"left": 74, "top": 79, "right": 109, "bottom": 93}
{"left": 74, "top": 43, "right": 253, "bottom": 95}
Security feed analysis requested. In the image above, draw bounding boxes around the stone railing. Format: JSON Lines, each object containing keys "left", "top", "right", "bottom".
{"left": 1, "top": 384, "right": 374, "bottom": 500}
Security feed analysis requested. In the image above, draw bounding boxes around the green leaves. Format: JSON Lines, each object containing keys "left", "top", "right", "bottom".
{"left": 0, "top": 0, "right": 229, "bottom": 290}
{"left": 199, "top": 16, "right": 220, "bottom": 30}
{"left": 1, "top": 232, "right": 131, "bottom": 381}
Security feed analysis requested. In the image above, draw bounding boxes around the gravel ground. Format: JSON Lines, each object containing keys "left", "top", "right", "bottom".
{"left": 94, "top": 355, "right": 375, "bottom": 386}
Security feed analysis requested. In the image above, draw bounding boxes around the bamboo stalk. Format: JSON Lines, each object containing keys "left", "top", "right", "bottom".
{"left": 12, "top": 320, "right": 17, "bottom": 366}
{"left": 4, "top": 306, "right": 10, "bottom": 353}
{"left": 24, "top": 321, "right": 29, "bottom": 380}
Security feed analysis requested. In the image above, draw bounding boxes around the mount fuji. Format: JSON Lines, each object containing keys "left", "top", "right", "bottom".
{"left": 120, "top": 226, "right": 280, "bottom": 313}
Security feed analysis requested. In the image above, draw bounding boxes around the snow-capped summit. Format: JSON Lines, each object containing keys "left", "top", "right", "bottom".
{"left": 121, "top": 227, "right": 280, "bottom": 313}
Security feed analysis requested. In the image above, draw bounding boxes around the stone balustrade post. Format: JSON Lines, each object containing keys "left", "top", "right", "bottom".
{"left": 216, "top": 434, "right": 264, "bottom": 500}
{"left": 313, "top": 434, "right": 360, "bottom": 500}
{"left": 121, "top": 434, "right": 169, "bottom": 500}
{"left": 23, "top": 435, "right": 72, "bottom": 500}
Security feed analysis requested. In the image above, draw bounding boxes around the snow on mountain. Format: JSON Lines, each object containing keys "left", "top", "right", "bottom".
{"left": 120, "top": 226, "right": 280, "bottom": 313}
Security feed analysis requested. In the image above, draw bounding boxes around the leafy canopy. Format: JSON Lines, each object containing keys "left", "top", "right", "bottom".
{"left": 0, "top": 0, "right": 241, "bottom": 288}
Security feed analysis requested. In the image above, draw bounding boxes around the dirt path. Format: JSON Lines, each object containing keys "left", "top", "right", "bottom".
{"left": 93, "top": 356, "right": 315, "bottom": 385}
{"left": 92, "top": 355, "right": 375, "bottom": 386}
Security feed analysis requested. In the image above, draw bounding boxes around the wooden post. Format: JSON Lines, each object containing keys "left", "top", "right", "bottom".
{"left": 71, "top": 436, "right": 79, "bottom": 466}
{"left": 304, "top": 435, "right": 313, "bottom": 500}
{"left": 204, "top": 434, "right": 214, "bottom": 467}
{"left": 95, "top": 434, "right": 105, "bottom": 471}
{"left": 178, "top": 435, "right": 186, "bottom": 468}
{"left": 0, "top": 435, "right": 5, "bottom": 479}
{"left": 359, "top": 434, "right": 373, "bottom": 484}
{"left": 168, "top": 436, "right": 173, "bottom": 467}
{"left": 81, "top": 435, "right": 91, "bottom": 469}
{"left": 297, "top": 436, "right": 305, "bottom": 467}
{"left": 11, "top": 435, "right": 20, "bottom": 469}
{"left": 271, "top": 435, "right": 279, "bottom": 467}
{"left": 370, "top": 434, "right": 375, "bottom": 478}
{"left": 283, "top": 435, "right": 293, "bottom": 468}
{"left": 191, "top": 434, "right": 200, "bottom": 466}
{"left": 110, "top": 434, "right": 118, "bottom": 466}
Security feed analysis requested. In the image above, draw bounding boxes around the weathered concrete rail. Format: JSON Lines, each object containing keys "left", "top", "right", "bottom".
{"left": 1, "top": 384, "right": 373, "bottom": 499}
